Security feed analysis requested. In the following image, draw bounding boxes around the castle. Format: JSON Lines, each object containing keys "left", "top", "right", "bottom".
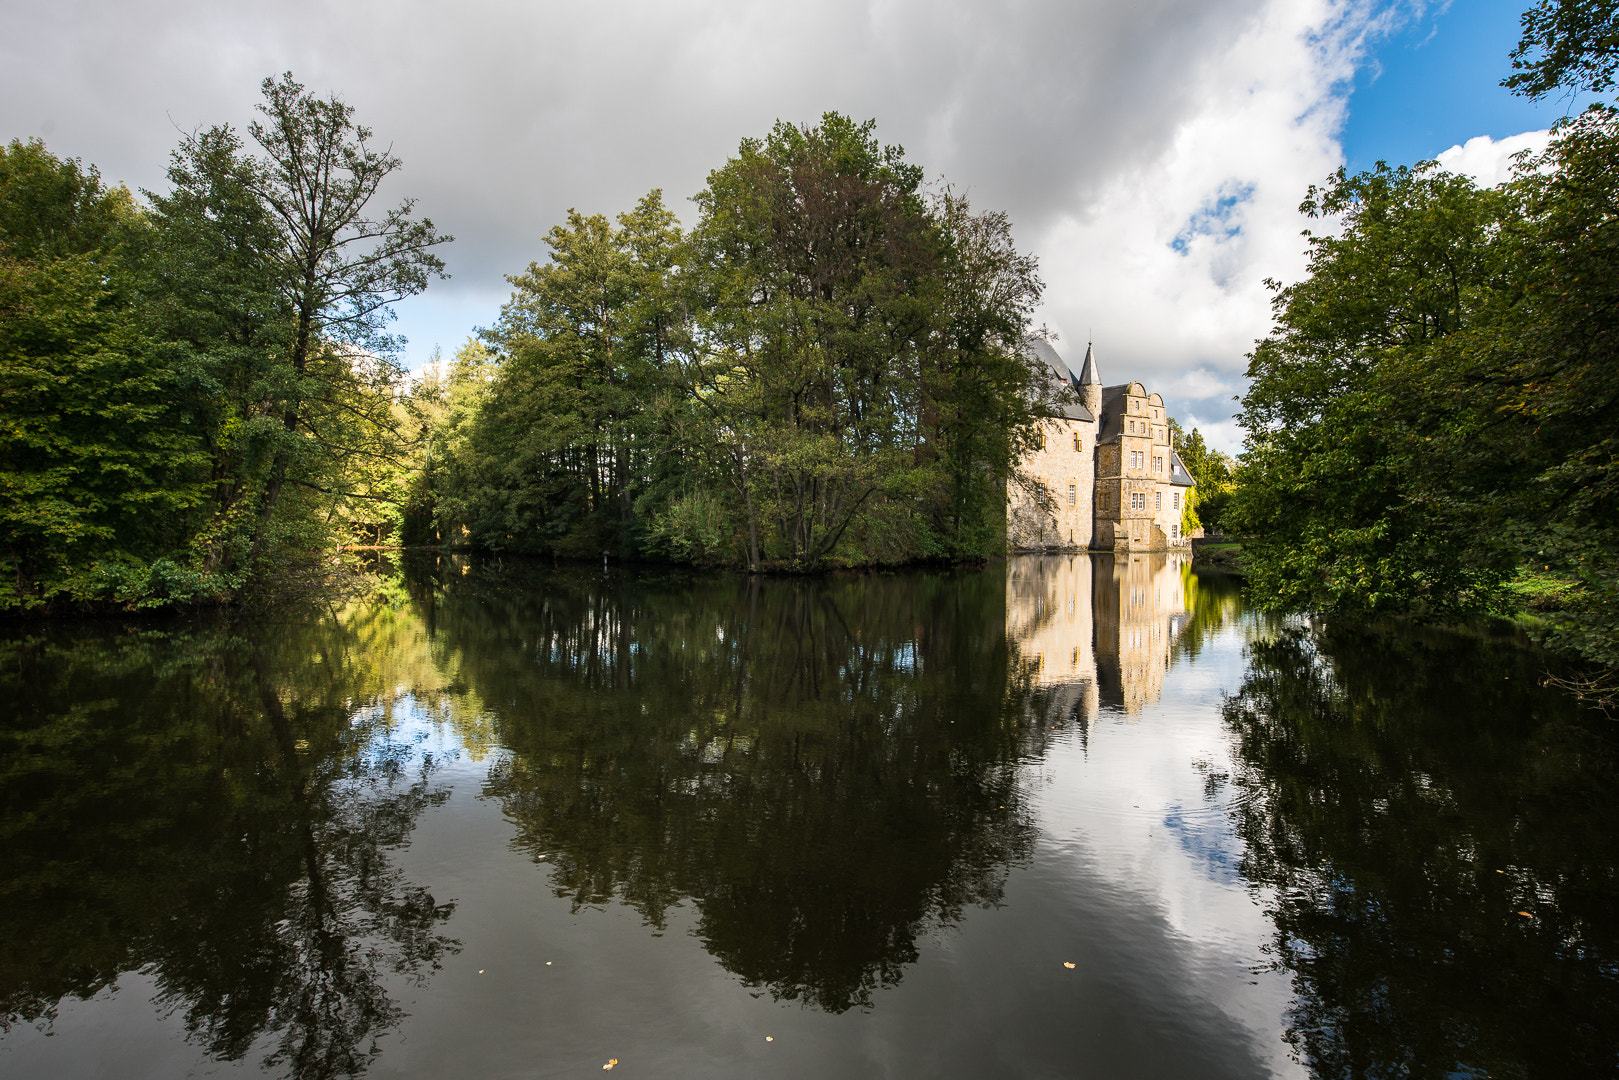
{"left": 1008, "top": 340, "right": 1197, "bottom": 552}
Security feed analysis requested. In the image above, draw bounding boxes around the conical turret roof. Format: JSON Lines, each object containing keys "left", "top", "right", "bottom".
{"left": 1076, "top": 342, "right": 1101, "bottom": 386}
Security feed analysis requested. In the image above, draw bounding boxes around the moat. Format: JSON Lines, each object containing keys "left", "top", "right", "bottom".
{"left": 2, "top": 555, "right": 1615, "bottom": 1079}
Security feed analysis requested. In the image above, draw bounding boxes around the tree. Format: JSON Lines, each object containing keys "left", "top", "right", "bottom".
{"left": 242, "top": 73, "right": 451, "bottom": 530}
{"left": 1227, "top": 162, "right": 1517, "bottom": 622}
{"left": 1505, "top": 0, "right": 1619, "bottom": 99}
{"left": 1229, "top": 105, "right": 1619, "bottom": 694}
{"left": 926, "top": 190, "right": 1048, "bottom": 556}
{"left": 1170, "top": 425, "right": 1233, "bottom": 533}
{"left": 0, "top": 140, "right": 211, "bottom": 608}
{"left": 441, "top": 192, "right": 684, "bottom": 557}
{"left": 663, "top": 115, "right": 1045, "bottom": 570}
{"left": 678, "top": 115, "right": 937, "bottom": 569}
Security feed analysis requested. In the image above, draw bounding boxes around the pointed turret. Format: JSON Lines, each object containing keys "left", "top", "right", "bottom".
{"left": 1078, "top": 342, "right": 1103, "bottom": 420}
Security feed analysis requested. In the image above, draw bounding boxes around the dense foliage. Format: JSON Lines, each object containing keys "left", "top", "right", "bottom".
{"left": 1169, "top": 423, "right": 1234, "bottom": 534}
{"left": 0, "top": 74, "right": 447, "bottom": 612}
{"left": 1230, "top": 21, "right": 1619, "bottom": 688}
{"left": 419, "top": 115, "right": 1051, "bottom": 571}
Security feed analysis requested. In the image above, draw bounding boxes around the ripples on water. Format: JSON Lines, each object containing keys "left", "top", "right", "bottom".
{"left": 0, "top": 554, "right": 1613, "bottom": 1079}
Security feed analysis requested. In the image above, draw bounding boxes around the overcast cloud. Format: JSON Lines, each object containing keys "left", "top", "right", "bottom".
{"left": 4, "top": 0, "right": 1528, "bottom": 452}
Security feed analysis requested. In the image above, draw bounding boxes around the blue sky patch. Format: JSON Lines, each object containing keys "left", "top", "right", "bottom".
{"left": 1170, "top": 183, "right": 1257, "bottom": 255}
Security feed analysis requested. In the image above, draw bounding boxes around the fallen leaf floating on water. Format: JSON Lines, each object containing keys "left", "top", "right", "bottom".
{"left": 478, "top": 969, "right": 484, "bottom": 974}
{"left": 603, "top": 1060, "right": 618, "bottom": 1071}
{"left": 1063, "top": 962, "right": 1076, "bottom": 969}
{"left": 1518, "top": 911, "right": 1533, "bottom": 917}
{"left": 766, "top": 1037, "right": 774, "bottom": 1042}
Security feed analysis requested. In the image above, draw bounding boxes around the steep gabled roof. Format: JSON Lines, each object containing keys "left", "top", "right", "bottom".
{"left": 1023, "top": 337, "right": 1095, "bottom": 422}
{"left": 1025, "top": 336, "right": 1071, "bottom": 385}
{"left": 1168, "top": 449, "right": 1195, "bottom": 488}
{"left": 1096, "top": 384, "right": 1128, "bottom": 440}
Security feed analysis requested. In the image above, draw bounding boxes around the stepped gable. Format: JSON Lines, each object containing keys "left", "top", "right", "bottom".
{"left": 1096, "top": 382, "right": 1148, "bottom": 441}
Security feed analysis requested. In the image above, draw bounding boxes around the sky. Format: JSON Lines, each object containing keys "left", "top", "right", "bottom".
{"left": 0, "top": 0, "right": 1591, "bottom": 452}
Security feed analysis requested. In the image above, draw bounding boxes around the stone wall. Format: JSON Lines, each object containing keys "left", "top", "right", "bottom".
{"left": 1008, "top": 417, "right": 1094, "bottom": 549}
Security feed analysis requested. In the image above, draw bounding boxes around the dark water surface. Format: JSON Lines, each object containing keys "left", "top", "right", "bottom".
{"left": 2, "top": 555, "right": 1615, "bottom": 1079}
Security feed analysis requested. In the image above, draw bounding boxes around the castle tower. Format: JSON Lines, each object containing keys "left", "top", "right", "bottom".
{"left": 1077, "top": 342, "right": 1103, "bottom": 421}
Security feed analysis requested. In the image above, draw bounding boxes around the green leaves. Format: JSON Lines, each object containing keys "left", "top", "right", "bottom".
{"left": 1233, "top": 109, "right": 1619, "bottom": 678}
{"left": 0, "top": 146, "right": 211, "bottom": 608}
{"left": 1504, "top": 0, "right": 1619, "bottom": 99}
{"left": 428, "top": 115, "right": 1046, "bottom": 572}
{"left": 0, "top": 75, "right": 451, "bottom": 612}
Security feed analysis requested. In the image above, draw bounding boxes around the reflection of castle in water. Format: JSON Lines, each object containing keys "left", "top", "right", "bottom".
{"left": 1006, "top": 553, "right": 1191, "bottom": 720}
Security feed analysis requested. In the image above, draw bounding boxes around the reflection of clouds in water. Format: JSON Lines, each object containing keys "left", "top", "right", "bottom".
{"left": 1161, "top": 803, "right": 1243, "bottom": 886}
{"left": 1007, "top": 558, "right": 1297, "bottom": 1076}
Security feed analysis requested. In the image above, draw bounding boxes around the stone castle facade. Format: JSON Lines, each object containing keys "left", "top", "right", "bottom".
{"left": 1008, "top": 340, "right": 1197, "bottom": 552}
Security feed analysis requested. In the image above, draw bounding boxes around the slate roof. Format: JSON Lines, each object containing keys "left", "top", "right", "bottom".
{"left": 1096, "top": 383, "right": 1132, "bottom": 440}
{"left": 1023, "top": 337, "right": 1095, "bottom": 422}
{"left": 1076, "top": 342, "right": 1101, "bottom": 386}
{"left": 1168, "top": 449, "right": 1195, "bottom": 488}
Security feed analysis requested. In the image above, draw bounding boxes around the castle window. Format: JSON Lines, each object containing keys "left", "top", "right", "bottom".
{"left": 1073, "top": 433, "right": 1081, "bottom": 451}
{"left": 1068, "top": 484, "right": 1076, "bottom": 506}
{"left": 1038, "top": 432, "right": 1046, "bottom": 450}
{"left": 1156, "top": 491, "right": 1162, "bottom": 511}
{"left": 1173, "top": 492, "right": 1180, "bottom": 510}
{"left": 1036, "top": 482, "right": 1047, "bottom": 504}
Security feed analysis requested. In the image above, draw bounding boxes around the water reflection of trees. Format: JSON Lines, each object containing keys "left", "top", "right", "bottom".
{"left": 1223, "top": 625, "right": 1619, "bottom": 1079}
{"left": 0, "top": 607, "right": 458, "bottom": 1078}
{"left": 420, "top": 559, "right": 1039, "bottom": 1012}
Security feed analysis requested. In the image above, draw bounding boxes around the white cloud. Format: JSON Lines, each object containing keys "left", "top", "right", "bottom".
{"left": 1435, "top": 129, "right": 1552, "bottom": 188}
{"left": 1034, "top": 0, "right": 1406, "bottom": 454}
{"left": 1, "top": 0, "right": 1415, "bottom": 455}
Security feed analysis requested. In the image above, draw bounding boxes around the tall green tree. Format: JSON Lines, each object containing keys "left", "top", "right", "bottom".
{"left": 1229, "top": 162, "right": 1516, "bottom": 622}
{"left": 2, "top": 72, "right": 452, "bottom": 612}
{"left": 1229, "top": 107, "right": 1619, "bottom": 688}
{"left": 925, "top": 190, "right": 1047, "bottom": 556}
{"left": 663, "top": 115, "right": 1045, "bottom": 570}
{"left": 0, "top": 140, "right": 211, "bottom": 608}
{"left": 241, "top": 72, "right": 451, "bottom": 534}
{"left": 679, "top": 114, "right": 937, "bottom": 569}
{"left": 451, "top": 191, "right": 682, "bottom": 556}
